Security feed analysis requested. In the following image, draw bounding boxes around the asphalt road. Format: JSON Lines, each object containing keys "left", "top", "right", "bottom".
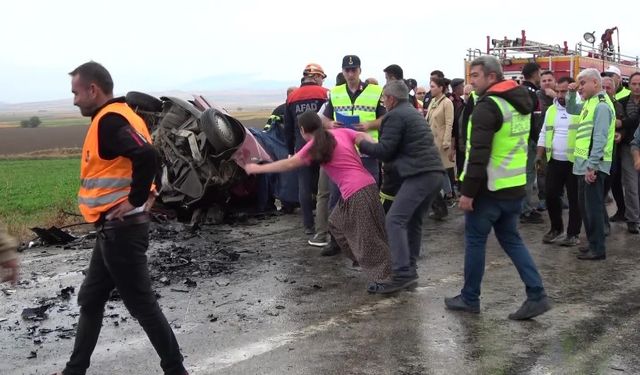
{"left": 2, "top": 208, "right": 640, "bottom": 374}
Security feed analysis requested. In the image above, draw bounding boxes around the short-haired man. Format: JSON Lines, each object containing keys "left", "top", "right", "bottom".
{"left": 520, "top": 62, "right": 544, "bottom": 224}
{"left": 445, "top": 56, "right": 550, "bottom": 320}
{"left": 536, "top": 76, "right": 582, "bottom": 246}
{"left": 566, "top": 68, "right": 616, "bottom": 260}
{"left": 357, "top": 80, "right": 444, "bottom": 293}
{"left": 383, "top": 64, "right": 404, "bottom": 83}
{"left": 58, "top": 62, "right": 187, "bottom": 375}
{"left": 615, "top": 72, "right": 640, "bottom": 233}
{"left": 284, "top": 63, "right": 329, "bottom": 236}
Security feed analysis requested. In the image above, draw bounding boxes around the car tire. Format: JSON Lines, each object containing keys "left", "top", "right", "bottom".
{"left": 200, "top": 108, "right": 243, "bottom": 154}
{"left": 125, "top": 91, "right": 163, "bottom": 113}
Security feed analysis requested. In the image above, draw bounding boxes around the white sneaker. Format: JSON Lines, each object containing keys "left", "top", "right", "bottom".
{"left": 308, "top": 233, "right": 329, "bottom": 247}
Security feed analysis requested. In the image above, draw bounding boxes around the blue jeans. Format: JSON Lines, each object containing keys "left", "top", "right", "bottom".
{"left": 577, "top": 172, "right": 607, "bottom": 255}
{"left": 461, "top": 195, "right": 545, "bottom": 306}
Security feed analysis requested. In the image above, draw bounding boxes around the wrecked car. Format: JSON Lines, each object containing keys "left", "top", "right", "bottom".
{"left": 124, "top": 92, "right": 297, "bottom": 225}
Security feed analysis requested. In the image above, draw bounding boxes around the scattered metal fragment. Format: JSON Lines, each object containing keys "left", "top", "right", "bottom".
{"left": 21, "top": 305, "right": 51, "bottom": 321}
{"left": 58, "top": 286, "right": 75, "bottom": 300}
{"left": 30, "top": 226, "right": 76, "bottom": 245}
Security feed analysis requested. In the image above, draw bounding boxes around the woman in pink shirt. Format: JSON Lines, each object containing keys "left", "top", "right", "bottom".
{"left": 245, "top": 111, "right": 392, "bottom": 292}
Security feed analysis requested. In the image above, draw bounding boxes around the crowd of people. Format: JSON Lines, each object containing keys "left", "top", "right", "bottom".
{"left": 253, "top": 54, "right": 640, "bottom": 313}
{"left": 1, "top": 56, "right": 639, "bottom": 374}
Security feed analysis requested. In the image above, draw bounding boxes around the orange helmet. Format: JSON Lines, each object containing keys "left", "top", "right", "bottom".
{"left": 303, "top": 63, "right": 326, "bottom": 79}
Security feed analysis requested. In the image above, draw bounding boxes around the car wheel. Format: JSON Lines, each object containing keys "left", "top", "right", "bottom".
{"left": 125, "top": 91, "right": 163, "bottom": 113}
{"left": 200, "top": 108, "right": 243, "bottom": 154}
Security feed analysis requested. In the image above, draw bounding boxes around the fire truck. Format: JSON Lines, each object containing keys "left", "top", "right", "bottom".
{"left": 465, "top": 29, "right": 640, "bottom": 83}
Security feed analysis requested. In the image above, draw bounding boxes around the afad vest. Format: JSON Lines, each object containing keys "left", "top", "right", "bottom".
{"left": 573, "top": 93, "right": 615, "bottom": 164}
{"left": 544, "top": 104, "right": 580, "bottom": 162}
{"left": 615, "top": 86, "right": 630, "bottom": 101}
{"left": 461, "top": 96, "right": 529, "bottom": 191}
{"left": 330, "top": 83, "right": 382, "bottom": 141}
{"left": 78, "top": 102, "right": 155, "bottom": 223}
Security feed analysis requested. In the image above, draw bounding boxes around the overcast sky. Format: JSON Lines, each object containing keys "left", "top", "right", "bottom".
{"left": 1, "top": 0, "right": 639, "bottom": 103}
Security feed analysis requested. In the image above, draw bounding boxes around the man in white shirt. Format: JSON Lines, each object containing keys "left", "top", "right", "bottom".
{"left": 536, "top": 76, "right": 582, "bottom": 246}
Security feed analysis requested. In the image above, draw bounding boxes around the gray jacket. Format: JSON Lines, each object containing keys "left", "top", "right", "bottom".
{"left": 359, "top": 101, "right": 444, "bottom": 179}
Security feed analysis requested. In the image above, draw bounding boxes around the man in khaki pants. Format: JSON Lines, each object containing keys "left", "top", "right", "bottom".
{"left": 0, "top": 224, "right": 19, "bottom": 285}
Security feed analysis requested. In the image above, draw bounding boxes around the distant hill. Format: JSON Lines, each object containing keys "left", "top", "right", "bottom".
{"left": 0, "top": 89, "right": 287, "bottom": 115}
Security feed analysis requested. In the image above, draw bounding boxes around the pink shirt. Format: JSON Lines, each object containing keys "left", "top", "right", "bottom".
{"left": 296, "top": 128, "right": 375, "bottom": 200}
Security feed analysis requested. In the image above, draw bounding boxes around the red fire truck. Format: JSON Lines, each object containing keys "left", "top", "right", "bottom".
{"left": 465, "top": 29, "right": 639, "bottom": 83}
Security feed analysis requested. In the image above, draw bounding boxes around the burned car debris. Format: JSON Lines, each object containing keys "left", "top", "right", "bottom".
{"left": 125, "top": 92, "right": 296, "bottom": 225}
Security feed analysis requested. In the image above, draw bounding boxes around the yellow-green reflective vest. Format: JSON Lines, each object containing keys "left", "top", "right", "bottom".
{"left": 573, "top": 94, "right": 615, "bottom": 163}
{"left": 330, "top": 83, "right": 382, "bottom": 141}
{"left": 615, "top": 86, "right": 630, "bottom": 101}
{"left": 544, "top": 104, "right": 580, "bottom": 163}
{"left": 460, "top": 95, "right": 529, "bottom": 191}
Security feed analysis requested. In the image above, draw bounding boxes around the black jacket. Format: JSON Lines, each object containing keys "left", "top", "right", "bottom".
{"left": 461, "top": 80, "right": 532, "bottom": 200}
{"left": 618, "top": 96, "right": 640, "bottom": 145}
{"left": 359, "top": 101, "right": 444, "bottom": 183}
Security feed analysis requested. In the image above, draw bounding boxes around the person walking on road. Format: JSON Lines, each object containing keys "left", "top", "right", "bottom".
{"left": 444, "top": 56, "right": 551, "bottom": 320}
{"left": 56, "top": 62, "right": 187, "bottom": 375}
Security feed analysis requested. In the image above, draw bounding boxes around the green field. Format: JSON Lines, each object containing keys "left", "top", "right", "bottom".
{"left": 0, "top": 115, "right": 87, "bottom": 128}
{"left": 0, "top": 158, "right": 81, "bottom": 239}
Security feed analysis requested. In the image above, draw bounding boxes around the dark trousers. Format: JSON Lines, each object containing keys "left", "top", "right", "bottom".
{"left": 578, "top": 172, "right": 607, "bottom": 255}
{"left": 64, "top": 220, "right": 185, "bottom": 375}
{"left": 297, "top": 165, "right": 319, "bottom": 229}
{"left": 607, "top": 148, "right": 625, "bottom": 217}
{"left": 546, "top": 159, "right": 581, "bottom": 236}
{"left": 386, "top": 171, "right": 441, "bottom": 278}
{"left": 461, "top": 195, "right": 545, "bottom": 306}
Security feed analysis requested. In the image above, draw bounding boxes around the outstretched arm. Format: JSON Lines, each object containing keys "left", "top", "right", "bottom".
{"left": 245, "top": 155, "right": 305, "bottom": 175}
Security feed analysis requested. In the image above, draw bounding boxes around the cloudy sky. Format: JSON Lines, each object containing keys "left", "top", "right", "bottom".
{"left": 1, "top": 0, "right": 639, "bottom": 103}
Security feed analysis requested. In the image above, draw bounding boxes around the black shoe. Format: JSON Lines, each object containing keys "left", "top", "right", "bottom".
{"left": 542, "top": 229, "right": 564, "bottom": 244}
{"left": 609, "top": 212, "right": 625, "bottom": 222}
{"left": 372, "top": 275, "right": 418, "bottom": 295}
{"left": 627, "top": 222, "right": 639, "bottom": 234}
{"left": 578, "top": 246, "right": 590, "bottom": 253}
{"left": 304, "top": 227, "right": 315, "bottom": 235}
{"left": 508, "top": 296, "right": 551, "bottom": 320}
{"left": 444, "top": 294, "right": 480, "bottom": 313}
{"left": 577, "top": 251, "right": 606, "bottom": 260}
{"left": 320, "top": 242, "right": 340, "bottom": 256}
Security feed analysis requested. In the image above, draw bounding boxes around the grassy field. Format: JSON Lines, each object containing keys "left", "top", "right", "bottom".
{"left": 0, "top": 113, "right": 87, "bottom": 128}
{"left": 0, "top": 157, "right": 81, "bottom": 240}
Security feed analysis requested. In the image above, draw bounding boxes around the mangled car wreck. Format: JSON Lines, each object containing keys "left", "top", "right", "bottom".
{"left": 124, "top": 92, "right": 298, "bottom": 226}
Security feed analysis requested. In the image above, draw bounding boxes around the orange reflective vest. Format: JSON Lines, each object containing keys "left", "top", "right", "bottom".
{"left": 78, "top": 102, "right": 155, "bottom": 223}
